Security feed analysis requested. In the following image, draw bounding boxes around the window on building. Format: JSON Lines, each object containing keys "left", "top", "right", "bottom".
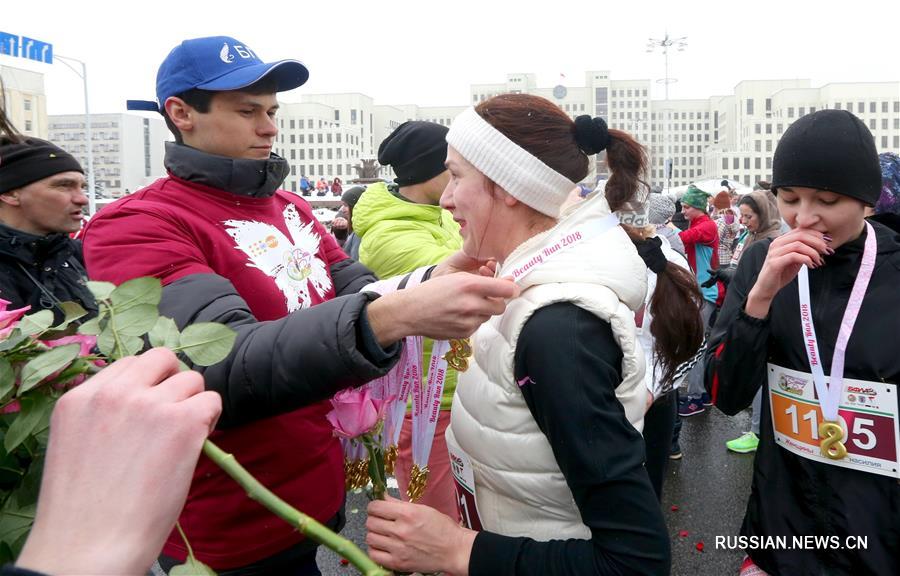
{"left": 835, "top": 102, "right": 842, "bottom": 110}
{"left": 24, "top": 99, "right": 31, "bottom": 111}
{"left": 351, "top": 109, "right": 357, "bottom": 124}
{"left": 327, "top": 149, "right": 333, "bottom": 160}
{"left": 788, "top": 107, "right": 794, "bottom": 118}
{"left": 755, "top": 157, "right": 762, "bottom": 169}
{"left": 858, "top": 102, "right": 864, "bottom": 113}
{"left": 327, "top": 133, "right": 332, "bottom": 143}
{"left": 766, "top": 140, "right": 772, "bottom": 152}
{"left": 895, "top": 118, "right": 900, "bottom": 129}
{"left": 766, "top": 157, "right": 772, "bottom": 169}
{"left": 883, "top": 136, "right": 889, "bottom": 148}
{"left": 317, "top": 133, "right": 323, "bottom": 144}
{"left": 290, "top": 135, "right": 295, "bottom": 143}
{"left": 25, "top": 120, "right": 32, "bottom": 131}
{"left": 291, "top": 166, "right": 296, "bottom": 176}
{"left": 765, "top": 98, "right": 772, "bottom": 112}
{"left": 755, "top": 123, "right": 761, "bottom": 134}
{"left": 290, "top": 150, "right": 296, "bottom": 160}
{"left": 744, "top": 158, "right": 750, "bottom": 170}
{"left": 319, "top": 164, "right": 324, "bottom": 175}
{"left": 754, "top": 141, "right": 761, "bottom": 152}
{"left": 747, "top": 99, "right": 754, "bottom": 115}
{"left": 894, "top": 101, "right": 900, "bottom": 112}
{"left": 732, "top": 158, "right": 739, "bottom": 170}
{"left": 299, "top": 150, "right": 305, "bottom": 160}
{"left": 869, "top": 119, "right": 877, "bottom": 130}
{"left": 778, "top": 123, "right": 783, "bottom": 133}
{"left": 883, "top": 119, "right": 889, "bottom": 130}
{"left": 290, "top": 119, "right": 295, "bottom": 129}
{"left": 810, "top": 106, "right": 816, "bottom": 113}
{"left": 894, "top": 136, "right": 899, "bottom": 148}
{"left": 642, "top": 89, "right": 647, "bottom": 97}
{"left": 870, "top": 102, "right": 877, "bottom": 113}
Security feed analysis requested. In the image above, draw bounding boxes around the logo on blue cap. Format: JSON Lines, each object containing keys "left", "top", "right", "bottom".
{"left": 127, "top": 36, "right": 308, "bottom": 113}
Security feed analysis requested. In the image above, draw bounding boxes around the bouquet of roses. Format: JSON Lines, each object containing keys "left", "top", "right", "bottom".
{"left": 0, "top": 278, "right": 389, "bottom": 576}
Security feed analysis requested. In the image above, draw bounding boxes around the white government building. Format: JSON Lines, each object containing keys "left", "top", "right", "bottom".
{"left": 47, "top": 113, "right": 170, "bottom": 198}
{"left": 3, "top": 62, "right": 898, "bottom": 196}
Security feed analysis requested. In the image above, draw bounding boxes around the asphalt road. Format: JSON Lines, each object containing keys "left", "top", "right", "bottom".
{"left": 317, "top": 406, "right": 755, "bottom": 576}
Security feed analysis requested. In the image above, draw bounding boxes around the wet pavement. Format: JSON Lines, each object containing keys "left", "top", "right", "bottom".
{"left": 317, "top": 406, "right": 756, "bottom": 575}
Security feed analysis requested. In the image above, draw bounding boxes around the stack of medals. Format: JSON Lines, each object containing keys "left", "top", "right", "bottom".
{"left": 341, "top": 438, "right": 370, "bottom": 491}
{"left": 444, "top": 338, "right": 473, "bottom": 371}
{"left": 406, "top": 338, "right": 473, "bottom": 502}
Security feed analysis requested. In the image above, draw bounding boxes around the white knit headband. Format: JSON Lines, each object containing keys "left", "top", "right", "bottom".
{"left": 446, "top": 107, "right": 576, "bottom": 218}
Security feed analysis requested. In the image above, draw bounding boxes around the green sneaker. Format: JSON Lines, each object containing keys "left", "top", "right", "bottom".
{"left": 726, "top": 432, "right": 759, "bottom": 453}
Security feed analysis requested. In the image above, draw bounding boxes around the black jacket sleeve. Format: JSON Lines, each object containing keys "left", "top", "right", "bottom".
{"left": 704, "top": 240, "right": 773, "bottom": 415}
{"left": 0, "top": 565, "right": 46, "bottom": 576}
{"left": 158, "top": 273, "right": 400, "bottom": 428}
{"left": 468, "top": 303, "right": 670, "bottom": 576}
{"left": 330, "top": 258, "right": 380, "bottom": 294}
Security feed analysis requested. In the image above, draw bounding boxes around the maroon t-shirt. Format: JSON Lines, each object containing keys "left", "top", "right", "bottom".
{"left": 83, "top": 175, "right": 348, "bottom": 568}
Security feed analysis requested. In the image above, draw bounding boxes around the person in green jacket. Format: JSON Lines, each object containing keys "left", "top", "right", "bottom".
{"left": 353, "top": 121, "right": 462, "bottom": 520}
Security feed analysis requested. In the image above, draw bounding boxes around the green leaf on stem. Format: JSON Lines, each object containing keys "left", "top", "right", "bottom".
{"left": 17, "top": 311, "right": 54, "bottom": 335}
{"left": 86, "top": 280, "right": 116, "bottom": 301}
{"left": 110, "top": 277, "right": 162, "bottom": 311}
{"left": 56, "top": 302, "right": 88, "bottom": 329}
{"left": 18, "top": 344, "right": 81, "bottom": 395}
{"left": 111, "top": 304, "right": 159, "bottom": 337}
{"left": 177, "top": 323, "right": 237, "bottom": 367}
{"left": 149, "top": 316, "right": 181, "bottom": 349}
{"left": 77, "top": 316, "right": 102, "bottom": 335}
{"left": 0, "top": 329, "right": 27, "bottom": 352}
{"left": 169, "top": 558, "right": 218, "bottom": 576}
{"left": 0, "top": 358, "right": 14, "bottom": 402}
{"left": 3, "top": 395, "right": 53, "bottom": 453}
{"left": 0, "top": 502, "right": 36, "bottom": 558}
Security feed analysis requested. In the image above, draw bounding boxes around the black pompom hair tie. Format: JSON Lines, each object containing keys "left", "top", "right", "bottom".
{"left": 574, "top": 115, "right": 611, "bottom": 156}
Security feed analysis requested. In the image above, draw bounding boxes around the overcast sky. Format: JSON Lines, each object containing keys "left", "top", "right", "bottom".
{"left": 2, "top": 0, "right": 898, "bottom": 116}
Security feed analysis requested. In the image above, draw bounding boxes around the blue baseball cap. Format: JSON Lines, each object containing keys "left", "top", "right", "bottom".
{"left": 127, "top": 36, "right": 308, "bottom": 113}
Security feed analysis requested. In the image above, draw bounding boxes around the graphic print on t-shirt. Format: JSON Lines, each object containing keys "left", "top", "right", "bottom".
{"left": 224, "top": 204, "right": 332, "bottom": 312}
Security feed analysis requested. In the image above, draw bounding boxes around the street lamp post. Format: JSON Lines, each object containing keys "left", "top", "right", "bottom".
{"left": 54, "top": 54, "right": 96, "bottom": 216}
{"left": 647, "top": 33, "right": 687, "bottom": 192}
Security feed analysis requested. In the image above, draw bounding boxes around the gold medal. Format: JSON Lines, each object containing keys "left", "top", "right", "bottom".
{"left": 407, "top": 463, "right": 430, "bottom": 502}
{"left": 384, "top": 444, "right": 398, "bottom": 476}
{"left": 819, "top": 421, "right": 848, "bottom": 460}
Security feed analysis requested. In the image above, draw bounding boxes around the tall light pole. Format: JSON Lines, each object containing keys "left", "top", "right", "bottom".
{"left": 647, "top": 33, "right": 687, "bottom": 192}
{"left": 54, "top": 54, "right": 96, "bottom": 216}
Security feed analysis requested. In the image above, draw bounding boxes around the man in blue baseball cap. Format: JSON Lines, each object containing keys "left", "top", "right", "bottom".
{"left": 83, "top": 36, "right": 517, "bottom": 575}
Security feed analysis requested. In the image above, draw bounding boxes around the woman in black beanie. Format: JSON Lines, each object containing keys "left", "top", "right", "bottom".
{"left": 705, "top": 109, "right": 900, "bottom": 576}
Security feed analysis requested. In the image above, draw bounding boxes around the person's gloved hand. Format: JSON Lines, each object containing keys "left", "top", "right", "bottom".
{"left": 700, "top": 267, "right": 735, "bottom": 288}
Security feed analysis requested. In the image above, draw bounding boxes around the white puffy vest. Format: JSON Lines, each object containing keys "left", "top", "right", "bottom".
{"left": 447, "top": 195, "right": 648, "bottom": 541}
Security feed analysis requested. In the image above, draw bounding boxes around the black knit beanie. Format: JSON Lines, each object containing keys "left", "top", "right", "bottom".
{"left": 0, "top": 137, "right": 84, "bottom": 194}
{"left": 377, "top": 121, "right": 449, "bottom": 187}
{"left": 771, "top": 110, "right": 881, "bottom": 206}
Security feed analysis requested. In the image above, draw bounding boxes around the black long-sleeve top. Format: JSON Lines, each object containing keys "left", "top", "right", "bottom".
{"left": 468, "top": 302, "right": 670, "bottom": 576}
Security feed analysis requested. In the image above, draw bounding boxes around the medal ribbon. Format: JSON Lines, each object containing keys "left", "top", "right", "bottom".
{"left": 411, "top": 339, "right": 450, "bottom": 468}
{"left": 797, "top": 222, "right": 877, "bottom": 422}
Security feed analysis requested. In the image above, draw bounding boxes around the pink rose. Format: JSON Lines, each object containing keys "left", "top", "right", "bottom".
{"left": 326, "top": 388, "right": 388, "bottom": 439}
{"left": 42, "top": 334, "right": 97, "bottom": 356}
{"left": 0, "top": 298, "right": 31, "bottom": 336}
{"left": 1, "top": 400, "right": 20, "bottom": 414}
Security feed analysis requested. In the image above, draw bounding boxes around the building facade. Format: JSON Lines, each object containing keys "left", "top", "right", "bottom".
{"left": 48, "top": 113, "right": 169, "bottom": 198}
{"left": 1, "top": 65, "right": 48, "bottom": 138}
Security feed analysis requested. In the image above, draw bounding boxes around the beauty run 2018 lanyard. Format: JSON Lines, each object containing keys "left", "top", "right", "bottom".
{"left": 797, "top": 221, "right": 876, "bottom": 460}
{"left": 501, "top": 212, "right": 621, "bottom": 285}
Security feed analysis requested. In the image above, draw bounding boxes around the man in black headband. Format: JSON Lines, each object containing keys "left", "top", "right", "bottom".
{"left": 0, "top": 137, "right": 97, "bottom": 322}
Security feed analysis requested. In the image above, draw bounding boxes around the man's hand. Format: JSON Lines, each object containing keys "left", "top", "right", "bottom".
{"left": 367, "top": 273, "right": 519, "bottom": 346}
{"left": 366, "top": 496, "right": 476, "bottom": 576}
{"left": 17, "top": 348, "right": 222, "bottom": 576}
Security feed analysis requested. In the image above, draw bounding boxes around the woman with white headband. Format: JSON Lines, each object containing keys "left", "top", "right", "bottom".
{"left": 366, "top": 94, "right": 703, "bottom": 576}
